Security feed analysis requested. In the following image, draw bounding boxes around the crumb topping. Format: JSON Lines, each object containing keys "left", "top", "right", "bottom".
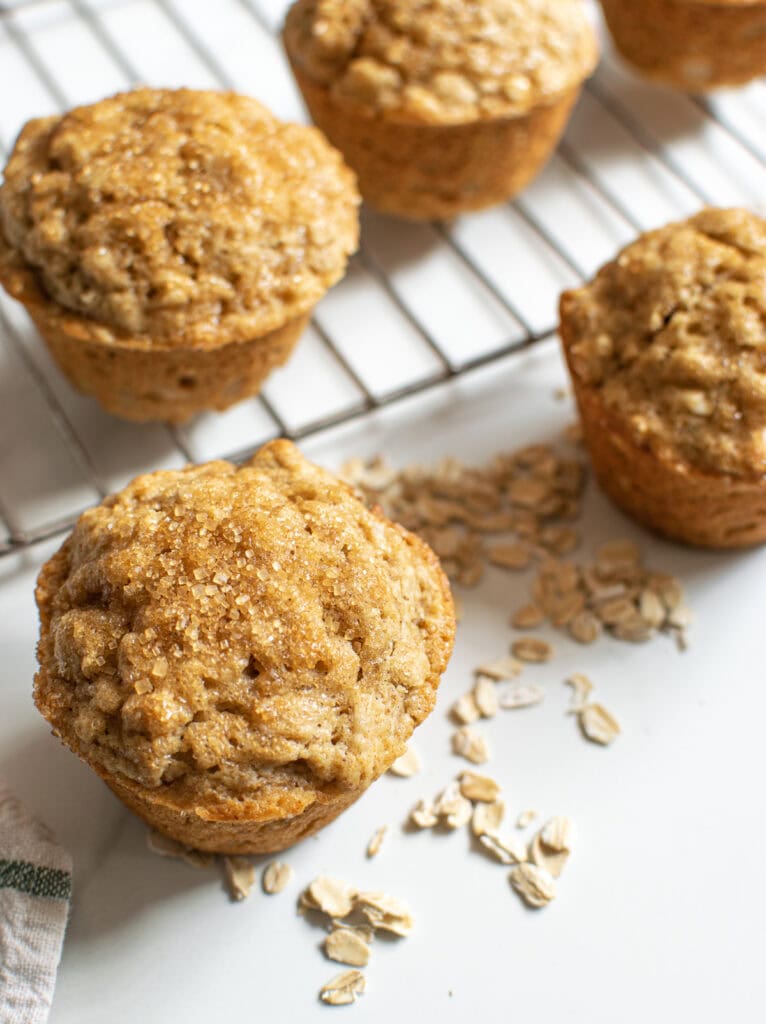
{"left": 560, "top": 208, "right": 766, "bottom": 478}
{"left": 0, "top": 89, "right": 359, "bottom": 348}
{"left": 34, "top": 440, "right": 454, "bottom": 810}
{"left": 284, "top": 0, "right": 598, "bottom": 124}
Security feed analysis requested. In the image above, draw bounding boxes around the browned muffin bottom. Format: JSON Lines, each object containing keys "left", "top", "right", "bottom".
{"left": 283, "top": 0, "right": 598, "bottom": 219}
{"left": 34, "top": 440, "right": 455, "bottom": 853}
{"left": 0, "top": 88, "right": 359, "bottom": 421}
{"left": 600, "top": 0, "right": 766, "bottom": 91}
{"left": 559, "top": 208, "right": 766, "bottom": 547}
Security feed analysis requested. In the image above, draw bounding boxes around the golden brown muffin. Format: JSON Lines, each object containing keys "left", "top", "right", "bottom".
{"left": 559, "top": 208, "right": 766, "bottom": 548}
{"left": 283, "top": 0, "right": 598, "bottom": 220}
{"left": 34, "top": 440, "right": 455, "bottom": 854}
{"left": 0, "top": 89, "right": 359, "bottom": 422}
{"left": 600, "top": 0, "right": 766, "bottom": 91}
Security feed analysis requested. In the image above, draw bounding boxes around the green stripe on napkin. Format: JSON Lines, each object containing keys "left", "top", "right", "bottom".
{"left": 0, "top": 859, "right": 71, "bottom": 901}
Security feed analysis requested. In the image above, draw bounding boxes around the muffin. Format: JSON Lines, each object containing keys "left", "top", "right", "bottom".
{"left": 283, "top": 0, "right": 598, "bottom": 220}
{"left": 600, "top": 0, "right": 766, "bottom": 91}
{"left": 0, "top": 88, "right": 359, "bottom": 423}
{"left": 559, "top": 208, "right": 766, "bottom": 548}
{"left": 34, "top": 440, "right": 454, "bottom": 854}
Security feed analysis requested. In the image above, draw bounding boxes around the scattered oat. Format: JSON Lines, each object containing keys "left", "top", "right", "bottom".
{"left": 529, "top": 816, "right": 575, "bottom": 876}
{"left": 565, "top": 673, "right": 594, "bottom": 711}
{"left": 341, "top": 446, "right": 586, "bottom": 588}
{"left": 389, "top": 745, "right": 422, "bottom": 778}
{"left": 473, "top": 675, "right": 499, "bottom": 718}
{"left": 568, "top": 610, "right": 602, "bottom": 644}
{"left": 325, "top": 927, "right": 372, "bottom": 968}
{"left": 507, "top": 477, "right": 550, "bottom": 509}
{"left": 445, "top": 797, "right": 473, "bottom": 830}
{"left": 541, "top": 816, "right": 575, "bottom": 852}
{"left": 511, "top": 637, "right": 553, "bottom": 663}
{"left": 451, "top": 691, "right": 480, "bottom": 725}
{"left": 304, "top": 877, "right": 357, "bottom": 918}
{"left": 595, "top": 539, "right": 638, "bottom": 572}
{"left": 146, "top": 830, "right": 214, "bottom": 870}
{"left": 320, "top": 969, "right": 366, "bottom": 1006}
{"left": 329, "top": 922, "right": 375, "bottom": 942}
{"left": 540, "top": 525, "right": 580, "bottom": 555}
{"left": 651, "top": 573, "right": 684, "bottom": 612}
{"left": 524, "top": 547, "right": 691, "bottom": 648}
{"left": 667, "top": 605, "right": 693, "bottom": 629}
{"left": 223, "top": 856, "right": 256, "bottom": 901}
{"left": 356, "top": 892, "right": 414, "bottom": 937}
{"left": 511, "top": 603, "right": 546, "bottom": 629}
{"left": 478, "top": 832, "right": 527, "bottom": 865}
{"left": 366, "top": 826, "right": 388, "bottom": 858}
{"left": 488, "top": 542, "right": 531, "bottom": 570}
{"left": 638, "top": 588, "right": 665, "bottom": 629}
{"left": 459, "top": 771, "right": 501, "bottom": 803}
{"left": 529, "top": 832, "right": 570, "bottom": 879}
{"left": 498, "top": 682, "right": 545, "bottom": 710}
{"left": 474, "top": 656, "right": 522, "bottom": 681}
{"left": 579, "top": 703, "right": 621, "bottom": 746}
{"left": 471, "top": 800, "right": 505, "bottom": 837}
{"left": 516, "top": 809, "right": 538, "bottom": 829}
{"left": 410, "top": 799, "right": 438, "bottom": 829}
{"left": 510, "top": 863, "right": 557, "bottom": 908}
{"left": 435, "top": 782, "right": 473, "bottom": 829}
{"left": 262, "top": 860, "right": 293, "bottom": 894}
{"left": 452, "top": 726, "right": 491, "bottom": 764}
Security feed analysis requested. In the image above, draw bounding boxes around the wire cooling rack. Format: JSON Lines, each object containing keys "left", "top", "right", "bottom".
{"left": 1, "top": 0, "right": 766, "bottom": 557}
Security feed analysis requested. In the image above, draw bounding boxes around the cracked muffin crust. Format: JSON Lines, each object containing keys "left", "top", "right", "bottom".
{"left": 560, "top": 208, "right": 766, "bottom": 548}
{"left": 0, "top": 88, "right": 359, "bottom": 421}
{"left": 34, "top": 440, "right": 455, "bottom": 853}
{"left": 600, "top": 0, "right": 766, "bottom": 92}
{"left": 283, "top": 0, "right": 598, "bottom": 219}
{"left": 284, "top": 0, "right": 598, "bottom": 125}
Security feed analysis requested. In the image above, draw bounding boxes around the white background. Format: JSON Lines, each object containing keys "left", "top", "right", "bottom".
{"left": 1, "top": 2, "right": 766, "bottom": 1021}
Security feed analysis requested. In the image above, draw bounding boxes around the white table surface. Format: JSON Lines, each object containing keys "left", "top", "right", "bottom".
{"left": 2, "top": 340, "right": 765, "bottom": 1022}
{"left": 3, "top": 1, "right": 766, "bottom": 1018}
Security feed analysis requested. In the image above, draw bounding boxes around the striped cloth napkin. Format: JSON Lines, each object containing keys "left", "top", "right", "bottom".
{"left": 0, "top": 779, "right": 72, "bottom": 1023}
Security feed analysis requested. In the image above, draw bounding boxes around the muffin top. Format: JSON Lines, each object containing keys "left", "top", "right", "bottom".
{"left": 0, "top": 89, "right": 359, "bottom": 349}
{"left": 284, "top": 0, "right": 598, "bottom": 125}
{"left": 560, "top": 208, "right": 766, "bottom": 478}
{"left": 34, "top": 441, "right": 454, "bottom": 817}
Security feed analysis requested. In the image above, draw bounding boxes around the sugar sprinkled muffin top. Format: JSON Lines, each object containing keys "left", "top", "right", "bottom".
{"left": 0, "top": 88, "right": 359, "bottom": 348}
{"left": 34, "top": 441, "right": 454, "bottom": 814}
{"left": 284, "top": 0, "right": 598, "bottom": 125}
{"left": 560, "top": 208, "right": 766, "bottom": 478}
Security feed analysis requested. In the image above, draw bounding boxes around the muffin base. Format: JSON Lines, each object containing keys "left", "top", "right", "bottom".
{"left": 600, "top": 0, "right": 766, "bottom": 91}
{"left": 0, "top": 241, "right": 309, "bottom": 424}
{"left": 100, "top": 767, "right": 363, "bottom": 855}
{"left": 290, "top": 63, "right": 580, "bottom": 220}
{"left": 565, "top": 374, "right": 766, "bottom": 549}
{"left": 31, "top": 307, "right": 308, "bottom": 425}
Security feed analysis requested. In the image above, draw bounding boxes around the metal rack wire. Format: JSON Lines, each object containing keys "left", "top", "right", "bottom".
{"left": 1, "top": 0, "right": 765, "bottom": 557}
